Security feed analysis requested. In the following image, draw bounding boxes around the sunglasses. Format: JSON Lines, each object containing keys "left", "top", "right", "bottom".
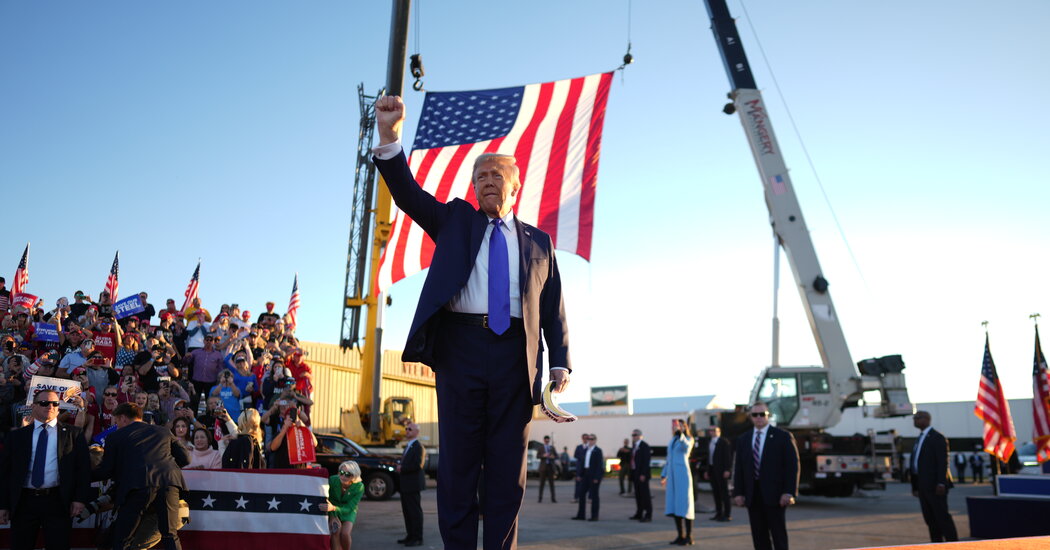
{"left": 104, "top": 392, "right": 118, "bottom": 397}
{"left": 750, "top": 412, "right": 770, "bottom": 418}
{"left": 35, "top": 400, "right": 61, "bottom": 408}
{"left": 338, "top": 471, "right": 354, "bottom": 477}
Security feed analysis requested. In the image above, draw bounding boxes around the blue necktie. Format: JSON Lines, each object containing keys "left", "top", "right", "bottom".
{"left": 487, "top": 218, "right": 510, "bottom": 335}
{"left": 32, "top": 424, "right": 48, "bottom": 488}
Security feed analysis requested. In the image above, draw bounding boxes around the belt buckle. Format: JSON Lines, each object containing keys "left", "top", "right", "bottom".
{"left": 481, "top": 315, "right": 489, "bottom": 329}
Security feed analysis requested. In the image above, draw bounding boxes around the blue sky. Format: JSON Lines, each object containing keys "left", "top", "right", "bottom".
{"left": 2, "top": 1, "right": 1048, "bottom": 408}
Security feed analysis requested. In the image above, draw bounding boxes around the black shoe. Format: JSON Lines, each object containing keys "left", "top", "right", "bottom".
{"left": 588, "top": 517, "right": 599, "bottom": 522}
{"left": 719, "top": 516, "right": 732, "bottom": 522}
{"left": 552, "top": 499, "right": 557, "bottom": 503}
{"left": 538, "top": 499, "right": 543, "bottom": 503}
{"left": 397, "top": 538, "right": 409, "bottom": 544}
{"left": 629, "top": 514, "right": 642, "bottom": 520}
{"left": 403, "top": 539, "right": 423, "bottom": 547}
{"left": 670, "top": 537, "right": 684, "bottom": 545}
{"left": 571, "top": 515, "right": 585, "bottom": 520}
{"left": 710, "top": 514, "right": 722, "bottom": 520}
{"left": 678, "top": 536, "right": 694, "bottom": 546}
{"left": 640, "top": 517, "right": 652, "bottom": 523}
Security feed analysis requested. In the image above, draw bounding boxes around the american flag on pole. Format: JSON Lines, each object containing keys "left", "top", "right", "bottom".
{"left": 103, "top": 251, "right": 120, "bottom": 302}
{"left": 178, "top": 469, "right": 329, "bottom": 550}
{"left": 11, "top": 243, "right": 29, "bottom": 297}
{"left": 180, "top": 260, "right": 201, "bottom": 314}
{"left": 1033, "top": 325, "right": 1050, "bottom": 463}
{"left": 287, "top": 273, "right": 300, "bottom": 329}
{"left": 974, "top": 334, "right": 1017, "bottom": 462}
{"left": 376, "top": 72, "right": 614, "bottom": 292}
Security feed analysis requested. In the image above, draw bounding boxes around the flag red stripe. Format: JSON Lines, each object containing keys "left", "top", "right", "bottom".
{"left": 390, "top": 148, "right": 442, "bottom": 283}
{"left": 180, "top": 530, "right": 326, "bottom": 550}
{"left": 512, "top": 82, "right": 556, "bottom": 208}
{"left": 577, "top": 72, "right": 613, "bottom": 260}
{"left": 537, "top": 77, "right": 585, "bottom": 240}
{"left": 419, "top": 144, "right": 474, "bottom": 268}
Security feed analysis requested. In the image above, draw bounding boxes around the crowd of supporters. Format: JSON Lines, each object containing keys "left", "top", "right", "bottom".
{"left": 0, "top": 280, "right": 317, "bottom": 469}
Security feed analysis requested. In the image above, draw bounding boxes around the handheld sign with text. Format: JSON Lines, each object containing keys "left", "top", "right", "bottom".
{"left": 287, "top": 425, "right": 317, "bottom": 465}
{"left": 25, "top": 375, "right": 83, "bottom": 412}
{"left": 112, "top": 295, "right": 145, "bottom": 320}
{"left": 12, "top": 293, "right": 38, "bottom": 311}
{"left": 32, "top": 322, "right": 60, "bottom": 342}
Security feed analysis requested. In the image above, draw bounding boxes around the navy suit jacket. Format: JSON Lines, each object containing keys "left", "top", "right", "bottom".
{"left": 92, "top": 421, "right": 190, "bottom": 506}
{"left": 578, "top": 446, "right": 604, "bottom": 480}
{"left": 399, "top": 439, "right": 427, "bottom": 493}
{"left": 732, "top": 426, "right": 799, "bottom": 506}
{"left": 911, "top": 428, "right": 953, "bottom": 492}
{"left": 708, "top": 437, "right": 733, "bottom": 476}
{"left": 373, "top": 151, "right": 571, "bottom": 403}
{"left": 631, "top": 440, "right": 652, "bottom": 481}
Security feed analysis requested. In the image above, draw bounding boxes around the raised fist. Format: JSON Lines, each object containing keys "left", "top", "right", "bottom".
{"left": 375, "top": 95, "right": 406, "bottom": 146}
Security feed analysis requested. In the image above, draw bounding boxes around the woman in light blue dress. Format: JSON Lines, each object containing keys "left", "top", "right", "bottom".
{"left": 661, "top": 418, "right": 695, "bottom": 545}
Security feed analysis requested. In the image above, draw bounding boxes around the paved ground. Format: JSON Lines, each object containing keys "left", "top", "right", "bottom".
{"left": 348, "top": 476, "right": 993, "bottom": 549}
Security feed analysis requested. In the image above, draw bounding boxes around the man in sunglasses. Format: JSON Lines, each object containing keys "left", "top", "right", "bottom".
{"left": 732, "top": 402, "right": 799, "bottom": 550}
{"left": 0, "top": 389, "right": 92, "bottom": 549}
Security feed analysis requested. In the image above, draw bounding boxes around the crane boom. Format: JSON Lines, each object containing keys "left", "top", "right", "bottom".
{"left": 704, "top": 0, "right": 913, "bottom": 429}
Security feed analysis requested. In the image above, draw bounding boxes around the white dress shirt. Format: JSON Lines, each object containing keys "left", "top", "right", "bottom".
{"left": 913, "top": 427, "right": 931, "bottom": 473}
{"left": 584, "top": 444, "right": 595, "bottom": 469}
{"left": 25, "top": 419, "right": 60, "bottom": 488}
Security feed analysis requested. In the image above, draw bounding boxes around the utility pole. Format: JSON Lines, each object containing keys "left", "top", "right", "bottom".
{"left": 360, "top": 0, "right": 411, "bottom": 437}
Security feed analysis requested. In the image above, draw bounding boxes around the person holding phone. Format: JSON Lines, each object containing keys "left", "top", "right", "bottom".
{"left": 268, "top": 404, "right": 314, "bottom": 468}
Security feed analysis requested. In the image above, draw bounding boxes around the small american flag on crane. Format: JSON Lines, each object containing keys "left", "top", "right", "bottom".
{"left": 376, "top": 72, "right": 614, "bottom": 292}
{"left": 103, "top": 251, "right": 120, "bottom": 302}
{"left": 1033, "top": 325, "right": 1050, "bottom": 463}
{"left": 286, "top": 274, "right": 300, "bottom": 329}
{"left": 974, "top": 334, "right": 1017, "bottom": 462}
{"left": 180, "top": 260, "right": 201, "bottom": 314}
{"left": 11, "top": 243, "right": 29, "bottom": 297}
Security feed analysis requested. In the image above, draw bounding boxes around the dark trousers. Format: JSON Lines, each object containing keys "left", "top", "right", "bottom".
{"left": 538, "top": 463, "right": 556, "bottom": 501}
{"left": 955, "top": 464, "right": 967, "bottom": 483}
{"left": 633, "top": 476, "right": 652, "bottom": 519}
{"left": 972, "top": 464, "right": 984, "bottom": 483}
{"left": 111, "top": 486, "right": 182, "bottom": 550}
{"left": 11, "top": 490, "right": 71, "bottom": 550}
{"left": 917, "top": 488, "right": 958, "bottom": 542}
{"left": 746, "top": 481, "right": 788, "bottom": 550}
{"left": 709, "top": 471, "right": 731, "bottom": 518}
{"left": 190, "top": 381, "right": 215, "bottom": 414}
{"left": 576, "top": 475, "right": 600, "bottom": 519}
{"left": 434, "top": 321, "right": 532, "bottom": 550}
{"left": 400, "top": 490, "right": 423, "bottom": 541}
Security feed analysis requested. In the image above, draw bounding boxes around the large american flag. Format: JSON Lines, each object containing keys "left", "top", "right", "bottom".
{"left": 180, "top": 260, "right": 201, "bottom": 314}
{"left": 11, "top": 243, "right": 29, "bottom": 297}
{"left": 376, "top": 72, "right": 614, "bottom": 292}
{"left": 287, "top": 273, "right": 300, "bottom": 329}
{"left": 103, "top": 251, "right": 119, "bottom": 302}
{"left": 1033, "top": 326, "right": 1050, "bottom": 463}
{"left": 974, "top": 335, "right": 1017, "bottom": 462}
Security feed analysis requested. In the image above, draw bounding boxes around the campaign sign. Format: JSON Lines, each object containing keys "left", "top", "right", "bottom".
{"left": 32, "top": 323, "right": 60, "bottom": 342}
{"left": 25, "top": 375, "right": 83, "bottom": 412}
{"left": 12, "top": 293, "right": 38, "bottom": 311}
{"left": 287, "top": 425, "right": 317, "bottom": 465}
{"left": 113, "top": 295, "right": 145, "bottom": 320}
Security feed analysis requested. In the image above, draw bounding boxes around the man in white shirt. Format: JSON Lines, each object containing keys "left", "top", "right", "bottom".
{"left": 0, "top": 389, "right": 92, "bottom": 549}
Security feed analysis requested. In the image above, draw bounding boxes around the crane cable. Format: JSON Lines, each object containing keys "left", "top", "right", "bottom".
{"left": 737, "top": 0, "right": 868, "bottom": 289}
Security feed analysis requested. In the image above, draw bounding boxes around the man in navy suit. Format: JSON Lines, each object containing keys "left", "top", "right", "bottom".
{"left": 372, "top": 95, "right": 571, "bottom": 550}
{"left": 0, "top": 389, "right": 92, "bottom": 550}
{"left": 733, "top": 402, "right": 799, "bottom": 550}
{"left": 628, "top": 429, "right": 652, "bottom": 522}
{"left": 572, "top": 434, "right": 603, "bottom": 521}
{"left": 910, "top": 411, "right": 958, "bottom": 542}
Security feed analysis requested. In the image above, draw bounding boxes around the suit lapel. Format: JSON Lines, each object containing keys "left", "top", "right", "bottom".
{"left": 469, "top": 210, "right": 488, "bottom": 269}
{"left": 515, "top": 220, "right": 533, "bottom": 296}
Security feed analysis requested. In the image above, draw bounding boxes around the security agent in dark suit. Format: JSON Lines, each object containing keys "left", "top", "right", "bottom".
{"left": 0, "top": 389, "right": 92, "bottom": 550}
{"left": 628, "top": 429, "right": 652, "bottom": 522}
{"left": 93, "top": 402, "right": 190, "bottom": 550}
{"left": 397, "top": 422, "right": 427, "bottom": 547}
{"left": 732, "top": 402, "right": 799, "bottom": 550}
{"left": 537, "top": 435, "right": 557, "bottom": 503}
{"left": 573, "top": 434, "right": 588, "bottom": 502}
{"left": 910, "top": 411, "right": 958, "bottom": 542}
{"left": 705, "top": 426, "right": 733, "bottom": 522}
{"left": 571, "top": 434, "right": 603, "bottom": 521}
{"left": 373, "top": 95, "right": 571, "bottom": 550}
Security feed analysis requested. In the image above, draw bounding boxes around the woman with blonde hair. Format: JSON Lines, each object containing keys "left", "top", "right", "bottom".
{"left": 321, "top": 460, "right": 363, "bottom": 550}
{"left": 222, "top": 409, "right": 264, "bottom": 469}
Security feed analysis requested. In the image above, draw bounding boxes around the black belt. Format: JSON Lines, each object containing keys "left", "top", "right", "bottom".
{"left": 23, "top": 487, "right": 57, "bottom": 497}
{"left": 443, "top": 311, "right": 523, "bottom": 330}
